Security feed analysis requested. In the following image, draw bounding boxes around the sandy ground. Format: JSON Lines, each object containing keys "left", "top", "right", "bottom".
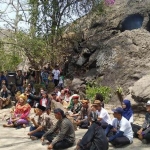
{"left": 0, "top": 107, "right": 150, "bottom": 150}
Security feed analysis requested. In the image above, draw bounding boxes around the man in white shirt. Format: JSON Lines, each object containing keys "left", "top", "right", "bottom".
{"left": 52, "top": 65, "right": 60, "bottom": 87}
{"left": 105, "top": 107, "right": 133, "bottom": 147}
{"left": 94, "top": 100, "right": 111, "bottom": 129}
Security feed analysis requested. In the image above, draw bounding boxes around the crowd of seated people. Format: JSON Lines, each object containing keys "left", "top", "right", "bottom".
{"left": 1, "top": 68, "right": 150, "bottom": 149}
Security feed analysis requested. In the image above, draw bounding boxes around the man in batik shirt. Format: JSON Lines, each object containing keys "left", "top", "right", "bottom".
{"left": 27, "top": 104, "right": 53, "bottom": 140}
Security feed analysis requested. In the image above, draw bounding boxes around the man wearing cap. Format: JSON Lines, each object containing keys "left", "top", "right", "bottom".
{"left": 94, "top": 100, "right": 111, "bottom": 129}
{"left": 41, "top": 108, "right": 75, "bottom": 149}
{"left": 132, "top": 100, "right": 150, "bottom": 144}
{"left": 75, "top": 99, "right": 91, "bottom": 129}
{"left": 105, "top": 107, "right": 133, "bottom": 147}
{"left": 27, "top": 104, "right": 53, "bottom": 140}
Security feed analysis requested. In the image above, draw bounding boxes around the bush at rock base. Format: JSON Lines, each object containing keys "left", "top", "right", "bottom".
{"left": 86, "top": 84, "right": 111, "bottom": 104}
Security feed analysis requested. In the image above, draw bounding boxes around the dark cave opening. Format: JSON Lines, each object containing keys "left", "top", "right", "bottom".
{"left": 120, "top": 14, "right": 144, "bottom": 32}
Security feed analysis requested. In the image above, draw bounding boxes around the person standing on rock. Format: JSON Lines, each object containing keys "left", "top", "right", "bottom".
{"left": 52, "top": 65, "right": 60, "bottom": 87}
{"left": 132, "top": 100, "right": 150, "bottom": 144}
{"left": 41, "top": 108, "right": 75, "bottom": 150}
{"left": 105, "top": 107, "right": 133, "bottom": 147}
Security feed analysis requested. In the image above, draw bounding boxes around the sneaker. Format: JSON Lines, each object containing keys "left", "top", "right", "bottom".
{"left": 142, "top": 139, "right": 148, "bottom": 144}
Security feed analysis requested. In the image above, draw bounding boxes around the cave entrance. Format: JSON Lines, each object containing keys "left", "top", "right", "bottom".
{"left": 120, "top": 14, "right": 144, "bottom": 32}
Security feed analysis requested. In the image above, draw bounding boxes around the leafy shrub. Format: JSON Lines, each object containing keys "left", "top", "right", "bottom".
{"left": 86, "top": 84, "right": 111, "bottom": 104}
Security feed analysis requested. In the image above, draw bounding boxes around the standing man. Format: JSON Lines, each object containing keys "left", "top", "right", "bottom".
{"left": 52, "top": 65, "right": 60, "bottom": 87}
{"left": 41, "top": 108, "right": 75, "bottom": 150}
{"left": 16, "top": 70, "right": 24, "bottom": 93}
{"left": 0, "top": 71, "right": 7, "bottom": 88}
{"left": 105, "top": 107, "right": 133, "bottom": 147}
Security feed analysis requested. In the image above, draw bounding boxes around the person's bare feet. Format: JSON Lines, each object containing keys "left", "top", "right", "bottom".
{"left": 22, "top": 124, "right": 26, "bottom": 128}
{"left": 3, "top": 124, "right": 7, "bottom": 127}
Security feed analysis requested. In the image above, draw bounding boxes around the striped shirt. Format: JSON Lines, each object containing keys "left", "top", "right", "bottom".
{"left": 43, "top": 117, "right": 75, "bottom": 145}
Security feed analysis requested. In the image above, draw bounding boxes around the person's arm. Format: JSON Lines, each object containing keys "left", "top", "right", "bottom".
{"left": 50, "top": 120, "right": 70, "bottom": 146}
{"left": 28, "top": 125, "right": 43, "bottom": 135}
{"left": 105, "top": 124, "right": 113, "bottom": 136}
{"left": 42, "top": 121, "right": 59, "bottom": 138}
{"left": 28, "top": 94, "right": 40, "bottom": 101}
{"left": 108, "top": 131, "right": 124, "bottom": 142}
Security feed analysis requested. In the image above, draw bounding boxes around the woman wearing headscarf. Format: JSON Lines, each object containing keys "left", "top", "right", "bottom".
{"left": 122, "top": 99, "right": 133, "bottom": 123}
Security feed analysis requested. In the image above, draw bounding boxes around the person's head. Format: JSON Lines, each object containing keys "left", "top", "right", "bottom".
{"left": 81, "top": 99, "right": 89, "bottom": 108}
{"left": 2, "top": 85, "right": 7, "bottom": 91}
{"left": 93, "top": 100, "right": 102, "bottom": 110}
{"left": 17, "top": 70, "right": 22, "bottom": 76}
{"left": 34, "top": 104, "right": 46, "bottom": 116}
{"left": 51, "top": 92, "right": 57, "bottom": 99}
{"left": 122, "top": 99, "right": 131, "bottom": 110}
{"left": 112, "top": 107, "right": 123, "bottom": 120}
{"left": 146, "top": 100, "right": 150, "bottom": 112}
{"left": 91, "top": 103, "right": 99, "bottom": 112}
{"left": 40, "top": 88, "right": 44, "bottom": 94}
{"left": 42, "top": 91, "right": 47, "bottom": 98}
{"left": 72, "top": 95, "right": 79, "bottom": 104}
{"left": 18, "top": 94, "right": 27, "bottom": 104}
{"left": 95, "top": 93, "right": 104, "bottom": 102}
{"left": 61, "top": 90, "right": 65, "bottom": 95}
{"left": 54, "top": 108, "right": 65, "bottom": 120}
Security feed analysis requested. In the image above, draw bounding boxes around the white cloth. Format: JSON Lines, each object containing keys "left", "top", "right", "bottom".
{"left": 129, "top": 114, "right": 133, "bottom": 123}
{"left": 57, "top": 91, "right": 61, "bottom": 97}
{"left": 111, "top": 117, "right": 133, "bottom": 143}
{"left": 96, "top": 108, "right": 112, "bottom": 124}
{"left": 41, "top": 98, "right": 47, "bottom": 107}
{"left": 52, "top": 69, "right": 60, "bottom": 80}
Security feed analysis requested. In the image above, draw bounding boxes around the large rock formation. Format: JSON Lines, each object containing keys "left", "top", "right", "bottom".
{"left": 63, "top": 0, "right": 150, "bottom": 104}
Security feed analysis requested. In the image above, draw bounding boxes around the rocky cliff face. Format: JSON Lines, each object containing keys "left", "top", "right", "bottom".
{"left": 63, "top": 0, "right": 150, "bottom": 104}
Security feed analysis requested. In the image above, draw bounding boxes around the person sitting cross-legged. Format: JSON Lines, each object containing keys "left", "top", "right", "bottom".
{"left": 132, "top": 100, "right": 150, "bottom": 144}
{"left": 105, "top": 107, "right": 133, "bottom": 148}
{"left": 75, "top": 99, "right": 91, "bottom": 129}
{"left": 94, "top": 100, "right": 112, "bottom": 129}
{"left": 27, "top": 104, "right": 53, "bottom": 140}
{"left": 74, "top": 103, "right": 108, "bottom": 150}
{"left": 122, "top": 99, "right": 133, "bottom": 123}
{"left": 41, "top": 108, "right": 75, "bottom": 150}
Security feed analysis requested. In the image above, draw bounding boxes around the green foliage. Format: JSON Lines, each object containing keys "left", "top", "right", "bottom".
{"left": 34, "top": 84, "right": 46, "bottom": 94}
{"left": 0, "top": 49, "right": 22, "bottom": 71}
{"left": 92, "top": 0, "right": 106, "bottom": 15}
{"left": 115, "top": 86, "right": 123, "bottom": 94}
{"left": 86, "top": 84, "right": 111, "bottom": 104}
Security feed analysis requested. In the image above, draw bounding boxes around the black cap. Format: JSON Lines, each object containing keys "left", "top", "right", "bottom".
{"left": 36, "top": 104, "right": 46, "bottom": 111}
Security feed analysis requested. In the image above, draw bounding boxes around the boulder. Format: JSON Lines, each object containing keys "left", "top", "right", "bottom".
{"left": 71, "top": 78, "right": 84, "bottom": 91}
{"left": 131, "top": 74, "right": 150, "bottom": 102}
